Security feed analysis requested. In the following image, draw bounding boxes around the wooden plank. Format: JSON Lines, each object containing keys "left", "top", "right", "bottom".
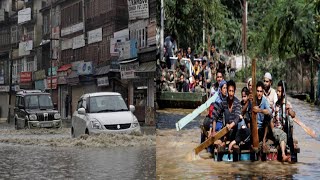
{"left": 194, "top": 126, "right": 229, "bottom": 155}
{"left": 251, "top": 58, "right": 259, "bottom": 151}
{"left": 293, "top": 117, "right": 317, "bottom": 138}
{"left": 175, "top": 92, "right": 219, "bottom": 131}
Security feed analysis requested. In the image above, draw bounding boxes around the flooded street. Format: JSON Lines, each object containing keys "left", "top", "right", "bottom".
{"left": 156, "top": 96, "right": 320, "bottom": 179}
{"left": 0, "top": 124, "right": 155, "bottom": 179}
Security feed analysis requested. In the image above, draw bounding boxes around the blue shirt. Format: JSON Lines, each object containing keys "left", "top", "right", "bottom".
{"left": 257, "top": 96, "right": 272, "bottom": 128}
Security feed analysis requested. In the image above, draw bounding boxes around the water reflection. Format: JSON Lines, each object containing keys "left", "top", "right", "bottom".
{"left": 156, "top": 96, "right": 320, "bottom": 179}
{"left": 0, "top": 125, "right": 155, "bottom": 179}
{"left": 0, "top": 143, "right": 155, "bottom": 179}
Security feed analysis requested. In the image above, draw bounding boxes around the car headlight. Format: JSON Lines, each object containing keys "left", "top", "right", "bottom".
{"left": 54, "top": 113, "right": 61, "bottom": 119}
{"left": 91, "top": 119, "right": 102, "bottom": 129}
{"left": 29, "top": 114, "right": 37, "bottom": 121}
{"left": 131, "top": 116, "right": 139, "bottom": 128}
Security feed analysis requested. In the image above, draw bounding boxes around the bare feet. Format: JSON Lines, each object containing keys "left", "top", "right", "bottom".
{"left": 282, "top": 154, "right": 290, "bottom": 162}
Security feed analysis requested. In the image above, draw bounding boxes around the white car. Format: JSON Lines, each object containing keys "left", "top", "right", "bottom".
{"left": 71, "top": 92, "right": 141, "bottom": 138}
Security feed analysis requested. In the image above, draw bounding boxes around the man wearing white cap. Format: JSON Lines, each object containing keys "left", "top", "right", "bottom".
{"left": 263, "top": 72, "right": 278, "bottom": 112}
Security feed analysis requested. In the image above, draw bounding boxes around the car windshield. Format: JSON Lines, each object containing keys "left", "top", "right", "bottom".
{"left": 25, "top": 95, "right": 54, "bottom": 109}
{"left": 88, "top": 95, "right": 128, "bottom": 113}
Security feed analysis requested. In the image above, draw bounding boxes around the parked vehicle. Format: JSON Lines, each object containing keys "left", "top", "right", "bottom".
{"left": 14, "top": 90, "right": 62, "bottom": 129}
{"left": 71, "top": 92, "right": 141, "bottom": 138}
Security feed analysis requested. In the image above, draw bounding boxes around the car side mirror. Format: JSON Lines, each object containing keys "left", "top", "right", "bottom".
{"left": 129, "top": 105, "right": 135, "bottom": 113}
{"left": 78, "top": 108, "right": 86, "bottom": 115}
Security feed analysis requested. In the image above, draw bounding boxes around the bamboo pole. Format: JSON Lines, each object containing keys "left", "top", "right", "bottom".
{"left": 251, "top": 58, "right": 259, "bottom": 151}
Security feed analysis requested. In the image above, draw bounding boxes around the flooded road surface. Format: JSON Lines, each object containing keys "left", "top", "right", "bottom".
{"left": 156, "top": 96, "right": 320, "bottom": 179}
{"left": 0, "top": 124, "right": 155, "bottom": 179}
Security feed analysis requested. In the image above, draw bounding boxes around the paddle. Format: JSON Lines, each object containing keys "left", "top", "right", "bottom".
{"left": 293, "top": 117, "right": 317, "bottom": 138}
{"left": 175, "top": 92, "right": 218, "bottom": 131}
{"left": 194, "top": 126, "right": 229, "bottom": 155}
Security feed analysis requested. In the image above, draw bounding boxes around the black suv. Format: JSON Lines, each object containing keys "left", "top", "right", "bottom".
{"left": 14, "top": 90, "right": 62, "bottom": 129}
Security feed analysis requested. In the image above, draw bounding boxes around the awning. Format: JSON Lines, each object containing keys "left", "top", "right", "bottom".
{"left": 67, "top": 70, "right": 78, "bottom": 79}
{"left": 57, "top": 64, "right": 72, "bottom": 72}
{"left": 94, "top": 65, "right": 110, "bottom": 76}
{"left": 39, "top": 39, "right": 50, "bottom": 46}
{"left": 135, "top": 61, "right": 156, "bottom": 72}
{"left": 66, "top": 71, "right": 79, "bottom": 85}
{"left": 119, "top": 58, "right": 138, "bottom": 64}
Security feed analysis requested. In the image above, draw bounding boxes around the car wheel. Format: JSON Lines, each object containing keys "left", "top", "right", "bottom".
{"left": 85, "top": 128, "right": 89, "bottom": 135}
{"left": 71, "top": 127, "right": 75, "bottom": 138}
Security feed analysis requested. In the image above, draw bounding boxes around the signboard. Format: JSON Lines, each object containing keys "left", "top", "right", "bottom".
{"left": 128, "top": 20, "right": 148, "bottom": 31}
{"left": 18, "top": 8, "right": 31, "bottom": 24}
{"left": 52, "top": 27, "right": 60, "bottom": 41}
{"left": 0, "top": 76, "right": 4, "bottom": 84}
{"left": 117, "top": 40, "right": 138, "bottom": 61}
{"left": 114, "top": 28, "right": 129, "bottom": 40}
{"left": 127, "top": 0, "right": 149, "bottom": 20}
{"left": 71, "top": 61, "right": 84, "bottom": 71}
{"left": 147, "top": 21, "right": 156, "bottom": 46}
{"left": 20, "top": 72, "right": 32, "bottom": 83}
{"left": 19, "top": 41, "right": 32, "bottom": 56}
{"left": 72, "top": 34, "right": 85, "bottom": 49}
{"left": 0, "top": 86, "right": 9, "bottom": 92}
{"left": 77, "top": 61, "right": 93, "bottom": 75}
{"left": 110, "top": 38, "right": 126, "bottom": 57}
{"left": 48, "top": 67, "right": 58, "bottom": 76}
{"left": 97, "top": 76, "right": 109, "bottom": 87}
{"left": 33, "top": 70, "right": 46, "bottom": 81}
{"left": 46, "top": 76, "right": 57, "bottom": 89}
{"left": 61, "top": 39, "right": 72, "bottom": 50}
{"left": 35, "top": 80, "right": 45, "bottom": 91}
{"left": 61, "top": 22, "right": 84, "bottom": 37}
{"left": 12, "top": 85, "right": 20, "bottom": 92}
{"left": 120, "top": 61, "right": 139, "bottom": 79}
{"left": 88, "top": 28, "right": 102, "bottom": 44}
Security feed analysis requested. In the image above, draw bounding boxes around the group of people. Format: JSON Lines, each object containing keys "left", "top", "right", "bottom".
{"left": 157, "top": 43, "right": 229, "bottom": 95}
{"left": 201, "top": 72, "right": 296, "bottom": 162}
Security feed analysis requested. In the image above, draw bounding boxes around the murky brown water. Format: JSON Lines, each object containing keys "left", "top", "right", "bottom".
{"left": 0, "top": 125, "right": 155, "bottom": 179}
{"left": 156, "top": 96, "right": 320, "bottom": 179}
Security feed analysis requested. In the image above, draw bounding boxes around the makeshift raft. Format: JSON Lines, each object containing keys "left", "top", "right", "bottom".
{"left": 208, "top": 143, "right": 300, "bottom": 162}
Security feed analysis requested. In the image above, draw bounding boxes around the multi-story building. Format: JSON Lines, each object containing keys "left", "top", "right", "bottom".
{"left": 39, "top": 0, "right": 129, "bottom": 119}
{"left": 0, "top": 0, "right": 43, "bottom": 122}
{"left": 0, "top": 0, "right": 156, "bottom": 125}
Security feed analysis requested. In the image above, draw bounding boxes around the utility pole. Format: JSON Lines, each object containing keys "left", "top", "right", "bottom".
{"left": 160, "top": 0, "right": 164, "bottom": 62}
{"left": 244, "top": 0, "right": 248, "bottom": 72}
{"left": 49, "top": 2, "right": 53, "bottom": 95}
{"left": 242, "top": 0, "right": 248, "bottom": 77}
{"left": 7, "top": 25, "right": 15, "bottom": 124}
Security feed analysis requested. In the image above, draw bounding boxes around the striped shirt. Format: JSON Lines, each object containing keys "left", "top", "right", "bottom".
{"left": 212, "top": 96, "right": 241, "bottom": 126}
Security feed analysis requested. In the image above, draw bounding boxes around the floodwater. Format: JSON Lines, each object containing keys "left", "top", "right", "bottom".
{"left": 0, "top": 125, "right": 156, "bottom": 179}
{"left": 156, "top": 96, "right": 320, "bottom": 179}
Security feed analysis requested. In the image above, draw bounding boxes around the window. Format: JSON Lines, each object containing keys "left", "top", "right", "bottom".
{"left": 77, "top": 99, "right": 83, "bottom": 110}
{"left": 88, "top": 95, "right": 128, "bottom": 113}
{"left": 61, "top": 1, "right": 83, "bottom": 28}
{"left": 0, "top": 28, "right": 10, "bottom": 46}
{"left": 130, "top": 27, "right": 147, "bottom": 49}
{"left": 13, "top": 59, "right": 25, "bottom": 77}
{"left": 26, "top": 26, "right": 34, "bottom": 40}
{"left": 43, "top": 15, "right": 49, "bottom": 35}
{"left": 26, "top": 59, "right": 34, "bottom": 72}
